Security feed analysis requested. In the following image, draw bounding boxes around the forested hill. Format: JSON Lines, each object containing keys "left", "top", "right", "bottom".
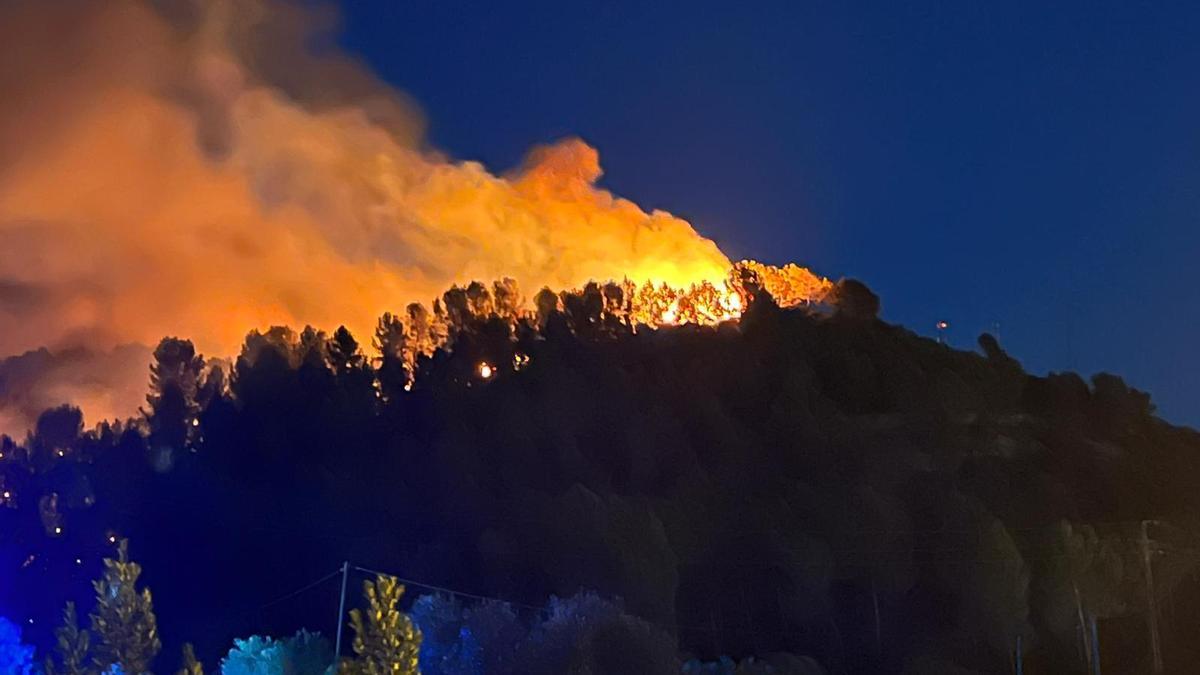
{"left": 4, "top": 281, "right": 1199, "bottom": 674}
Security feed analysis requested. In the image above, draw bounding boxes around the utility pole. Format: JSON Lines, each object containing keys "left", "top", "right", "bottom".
{"left": 1074, "top": 583, "right": 1092, "bottom": 669}
{"left": 334, "top": 561, "right": 351, "bottom": 666}
{"left": 1014, "top": 634, "right": 1024, "bottom": 675}
{"left": 1141, "top": 520, "right": 1163, "bottom": 673}
{"left": 871, "top": 578, "right": 882, "bottom": 654}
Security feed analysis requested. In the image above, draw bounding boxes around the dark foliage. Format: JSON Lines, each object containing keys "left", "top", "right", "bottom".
{"left": 3, "top": 283, "right": 1199, "bottom": 674}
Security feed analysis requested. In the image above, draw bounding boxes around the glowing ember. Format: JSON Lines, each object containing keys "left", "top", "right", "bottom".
{"left": 661, "top": 302, "right": 679, "bottom": 325}
{"left": 380, "top": 259, "right": 831, "bottom": 376}
{"left": 0, "top": 0, "right": 836, "bottom": 435}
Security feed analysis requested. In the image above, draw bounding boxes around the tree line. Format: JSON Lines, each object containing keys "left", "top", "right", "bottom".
{"left": 3, "top": 278, "right": 1200, "bottom": 673}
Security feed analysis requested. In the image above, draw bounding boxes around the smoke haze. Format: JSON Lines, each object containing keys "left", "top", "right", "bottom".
{"left": 0, "top": 1, "right": 733, "bottom": 433}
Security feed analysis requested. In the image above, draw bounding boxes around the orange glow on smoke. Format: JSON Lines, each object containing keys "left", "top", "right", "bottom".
{"left": 0, "top": 2, "right": 831, "bottom": 433}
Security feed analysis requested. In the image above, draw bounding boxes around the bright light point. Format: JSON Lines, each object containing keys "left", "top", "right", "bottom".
{"left": 403, "top": 382, "right": 413, "bottom": 392}
{"left": 57, "top": 450, "right": 65, "bottom": 457}
{"left": 108, "top": 535, "right": 117, "bottom": 544}
{"left": 2, "top": 491, "right": 10, "bottom": 499}
{"left": 192, "top": 418, "right": 200, "bottom": 427}
{"left": 75, "top": 558, "right": 82, "bottom": 565}
{"left": 53, "top": 526, "right": 62, "bottom": 535}
{"left": 513, "top": 353, "right": 530, "bottom": 371}
{"left": 661, "top": 302, "right": 679, "bottom": 325}
{"left": 478, "top": 362, "right": 494, "bottom": 379}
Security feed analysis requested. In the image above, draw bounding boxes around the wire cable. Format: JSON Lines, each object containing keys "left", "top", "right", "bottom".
{"left": 350, "top": 564, "right": 544, "bottom": 612}
{"left": 257, "top": 566, "right": 343, "bottom": 611}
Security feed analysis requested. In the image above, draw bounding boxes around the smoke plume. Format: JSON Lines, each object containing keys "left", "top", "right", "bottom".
{"left": 0, "top": 1, "right": 733, "bottom": 433}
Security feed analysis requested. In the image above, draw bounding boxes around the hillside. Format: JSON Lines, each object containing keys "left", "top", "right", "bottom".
{"left": 3, "top": 282, "right": 1198, "bottom": 674}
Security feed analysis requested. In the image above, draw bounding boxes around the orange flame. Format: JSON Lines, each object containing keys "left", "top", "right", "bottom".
{"left": 0, "top": 2, "right": 831, "bottom": 434}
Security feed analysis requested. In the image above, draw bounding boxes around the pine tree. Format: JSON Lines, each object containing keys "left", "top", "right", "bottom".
{"left": 90, "top": 540, "right": 161, "bottom": 674}
{"left": 340, "top": 575, "right": 421, "bottom": 675}
{"left": 328, "top": 326, "right": 366, "bottom": 374}
{"left": 175, "top": 643, "right": 202, "bottom": 675}
{"left": 373, "top": 312, "right": 409, "bottom": 400}
{"left": 46, "top": 601, "right": 93, "bottom": 675}
{"left": 145, "top": 337, "right": 205, "bottom": 451}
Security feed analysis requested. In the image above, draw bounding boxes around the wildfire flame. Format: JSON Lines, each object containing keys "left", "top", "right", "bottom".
{"left": 0, "top": 1, "right": 832, "bottom": 434}
{"left": 388, "top": 259, "right": 831, "bottom": 377}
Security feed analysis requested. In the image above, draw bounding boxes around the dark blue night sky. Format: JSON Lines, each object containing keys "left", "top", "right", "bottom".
{"left": 337, "top": 1, "right": 1199, "bottom": 425}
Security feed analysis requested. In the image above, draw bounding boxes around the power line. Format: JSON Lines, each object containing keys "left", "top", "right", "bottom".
{"left": 257, "top": 566, "right": 343, "bottom": 611}
{"left": 347, "top": 562, "right": 716, "bottom": 633}
{"left": 244, "top": 531, "right": 1200, "bottom": 660}
{"left": 349, "top": 564, "right": 543, "bottom": 612}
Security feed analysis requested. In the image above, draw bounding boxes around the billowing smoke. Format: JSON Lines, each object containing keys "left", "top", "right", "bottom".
{"left": 0, "top": 1, "right": 733, "bottom": 433}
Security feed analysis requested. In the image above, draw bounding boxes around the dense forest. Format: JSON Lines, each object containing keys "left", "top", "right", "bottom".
{"left": 3, "top": 278, "right": 1199, "bottom": 674}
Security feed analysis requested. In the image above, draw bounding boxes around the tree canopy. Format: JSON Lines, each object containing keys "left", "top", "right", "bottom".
{"left": 3, "top": 278, "right": 1199, "bottom": 673}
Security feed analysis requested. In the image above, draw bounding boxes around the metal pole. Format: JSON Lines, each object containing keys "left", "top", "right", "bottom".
{"left": 1074, "top": 583, "right": 1091, "bottom": 670}
{"left": 1141, "top": 520, "right": 1163, "bottom": 672}
{"left": 334, "top": 561, "right": 351, "bottom": 665}
{"left": 1015, "top": 634, "right": 1023, "bottom": 675}
{"left": 871, "top": 578, "right": 882, "bottom": 653}
{"left": 1090, "top": 614, "right": 1102, "bottom": 675}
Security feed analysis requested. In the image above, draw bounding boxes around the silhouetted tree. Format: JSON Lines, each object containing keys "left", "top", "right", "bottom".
{"left": 374, "top": 312, "right": 409, "bottom": 400}
{"left": 145, "top": 338, "right": 205, "bottom": 452}
{"left": 534, "top": 287, "right": 559, "bottom": 328}
{"left": 493, "top": 278, "right": 523, "bottom": 322}
{"left": 442, "top": 286, "right": 472, "bottom": 336}
{"left": 465, "top": 281, "right": 494, "bottom": 319}
{"left": 11, "top": 274, "right": 1198, "bottom": 675}
{"left": 31, "top": 404, "right": 84, "bottom": 466}
{"left": 832, "top": 278, "right": 879, "bottom": 320}
{"left": 329, "top": 327, "right": 366, "bottom": 375}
